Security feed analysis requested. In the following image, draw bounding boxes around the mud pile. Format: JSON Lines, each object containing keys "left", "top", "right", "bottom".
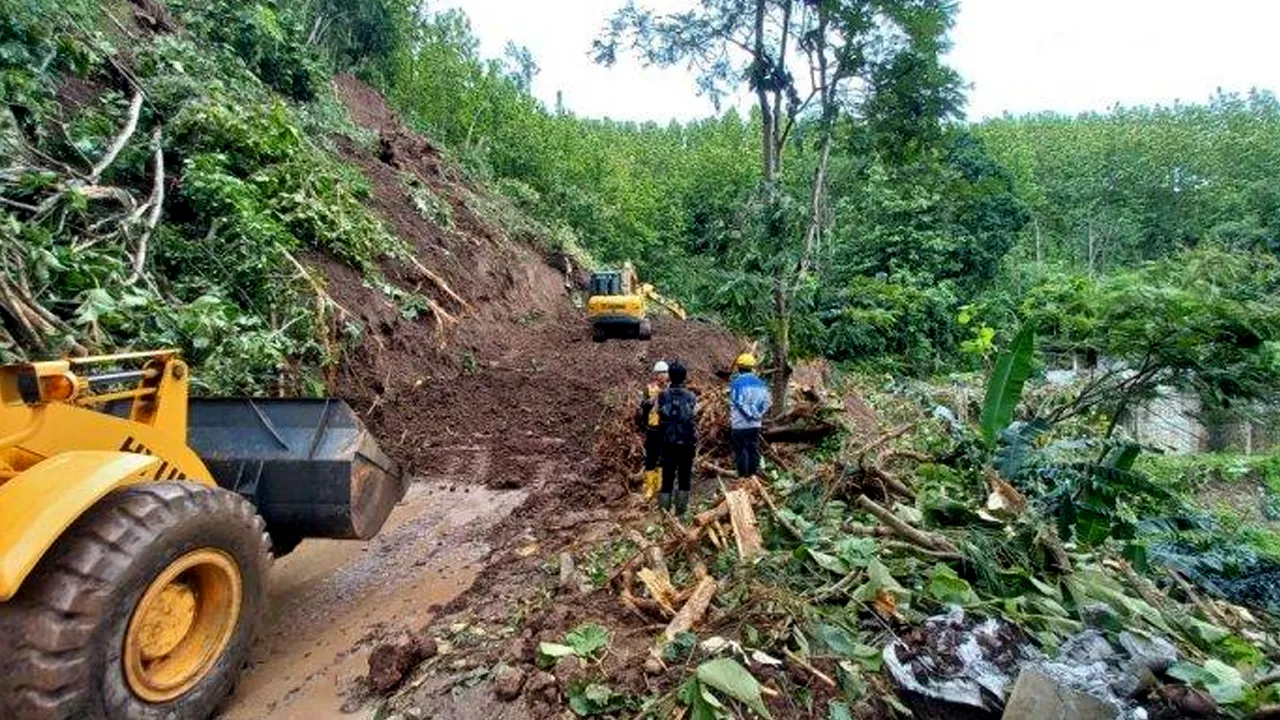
{"left": 316, "top": 76, "right": 742, "bottom": 512}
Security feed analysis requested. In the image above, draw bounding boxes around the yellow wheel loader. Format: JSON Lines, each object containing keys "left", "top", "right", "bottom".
{"left": 0, "top": 350, "right": 404, "bottom": 720}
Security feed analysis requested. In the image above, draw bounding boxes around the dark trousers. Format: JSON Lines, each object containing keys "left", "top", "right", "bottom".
{"left": 661, "top": 443, "right": 695, "bottom": 494}
{"left": 644, "top": 428, "right": 663, "bottom": 471}
{"left": 731, "top": 427, "right": 761, "bottom": 477}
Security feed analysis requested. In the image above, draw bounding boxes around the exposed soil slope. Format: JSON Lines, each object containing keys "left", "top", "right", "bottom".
{"left": 221, "top": 76, "right": 744, "bottom": 718}
{"left": 320, "top": 75, "right": 740, "bottom": 501}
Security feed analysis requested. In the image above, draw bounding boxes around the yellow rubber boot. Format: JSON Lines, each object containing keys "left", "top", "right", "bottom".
{"left": 643, "top": 469, "right": 661, "bottom": 500}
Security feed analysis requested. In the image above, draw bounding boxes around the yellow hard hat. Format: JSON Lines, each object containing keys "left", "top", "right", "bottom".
{"left": 735, "top": 353, "right": 756, "bottom": 369}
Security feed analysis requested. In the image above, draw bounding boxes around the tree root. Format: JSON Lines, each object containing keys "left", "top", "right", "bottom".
{"left": 783, "top": 648, "right": 836, "bottom": 688}
{"left": 404, "top": 254, "right": 470, "bottom": 310}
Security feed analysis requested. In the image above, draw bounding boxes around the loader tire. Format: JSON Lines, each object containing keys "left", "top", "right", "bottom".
{"left": 0, "top": 482, "right": 272, "bottom": 720}
{"left": 638, "top": 320, "right": 653, "bottom": 341}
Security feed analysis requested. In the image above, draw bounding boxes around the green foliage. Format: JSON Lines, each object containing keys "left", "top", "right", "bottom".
{"left": 980, "top": 322, "right": 1035, "bottom": 443}
{"left": 567, "top": 683, "right": 634, "bottom": 717}
{"left": 978, "top": 91, "right": 1280, "bottom": 272}
{"left": 563, "top": 623, "right": 611, "bottom": 658}
{"left": 925, "top": 564, "right": 978, "bottom": 606}
{"left": 689, "top": 658, "right": 774, "bottom": 720}
{"left": 1025, "top": 246, "right": 1280, "bottom": 414}
{"left": 0, "top": 0, "right": 403, "bottom": 393}
{"left": 403, "top": 175, "right": 454, "bottom": 229}
{"left": 170, "top": 0, "right": 325, "bottom": 100}
{"left": 1169, "top": 659, "right": 1251, "bottom": 707}
{"left": 537, "top": 623, "right": 611, "bottom": 668}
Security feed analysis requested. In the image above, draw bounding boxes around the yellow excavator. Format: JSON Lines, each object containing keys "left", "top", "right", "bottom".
{"left": 587, "top": 262, "right": 685, "bottom": 342}
{"left": 0, "top": 350, "right": 404, "bottom": 720}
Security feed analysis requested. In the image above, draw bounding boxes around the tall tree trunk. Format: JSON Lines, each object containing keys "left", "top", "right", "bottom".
{"left": 801, "top": 133, "right": 832, "bottom": 274}
{"left": 770, "top": 272, "right": 792, "bottom": 413}
{"left": 752, "top": 0, "right": 776, "bottom": 180}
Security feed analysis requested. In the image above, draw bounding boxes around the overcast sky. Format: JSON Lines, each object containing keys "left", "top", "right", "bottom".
{"left": 434, "top": 0, "right": 1280, "bottom": 123}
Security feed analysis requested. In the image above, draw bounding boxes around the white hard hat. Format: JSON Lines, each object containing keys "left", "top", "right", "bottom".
{"left": 653, "top": 361, "right": 669, "bottom": 373}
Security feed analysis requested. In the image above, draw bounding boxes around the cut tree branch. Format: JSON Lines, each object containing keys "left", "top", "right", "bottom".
{"left": 89, "top": 91, "right": 143, "bottom": 183}
{"left": 125, "top": 128, "right": 164, "bottom": 285}
{"left": 856, "top": 495, "right": 959, "bottom": 555}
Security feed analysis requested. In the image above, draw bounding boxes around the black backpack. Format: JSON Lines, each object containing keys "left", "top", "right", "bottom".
{"left": 658, "top": 387, "right": 698, "bottom": 447}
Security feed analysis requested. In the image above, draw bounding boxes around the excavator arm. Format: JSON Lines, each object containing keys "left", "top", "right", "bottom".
{"left": 639, "top": 283, "right": 687, "bottom": 320}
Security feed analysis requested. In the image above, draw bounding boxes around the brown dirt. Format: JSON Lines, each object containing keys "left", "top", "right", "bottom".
{"left": 226, "top": 76, "right": 746, "bottom": 718}
{"left": 324, "top": 74, "right": 741, "bottom": 495}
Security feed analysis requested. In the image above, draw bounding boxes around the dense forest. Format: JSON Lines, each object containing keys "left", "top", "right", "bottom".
{"left": 2, "top": 0, "right": 1279, "bottom": 409}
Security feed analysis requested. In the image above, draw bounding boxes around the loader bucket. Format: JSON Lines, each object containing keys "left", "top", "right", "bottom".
{"left": 185, "top": 399, "right": 405, "bottom": 540}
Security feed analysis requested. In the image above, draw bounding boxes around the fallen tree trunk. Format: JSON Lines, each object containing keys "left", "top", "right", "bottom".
{"left": 762, "top": 421, "right": 838, "bottom": 443}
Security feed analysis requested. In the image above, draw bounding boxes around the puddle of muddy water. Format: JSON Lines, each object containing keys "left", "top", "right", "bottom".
{"left": 218, "top": 481, "right": 526, "bottom": 720}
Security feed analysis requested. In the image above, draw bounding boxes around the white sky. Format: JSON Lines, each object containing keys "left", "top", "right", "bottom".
{"left": 434, "top": 0, "right": 1280, "bottom": 122}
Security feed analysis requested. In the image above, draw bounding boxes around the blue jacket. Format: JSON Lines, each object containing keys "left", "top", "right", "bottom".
{"left": 728, "top": 372, "right": 772, "bottom": 430}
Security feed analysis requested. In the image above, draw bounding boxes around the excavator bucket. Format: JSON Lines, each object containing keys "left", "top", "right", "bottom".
{"left": 185, "top": 399, "right": 405, "bottom": 541}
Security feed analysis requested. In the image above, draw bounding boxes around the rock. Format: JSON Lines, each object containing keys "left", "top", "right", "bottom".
{"left": 1118, "top": 632, "right": 1178, "bottom": 673}
{"left": 552, "top": 655, "right": 587, "bottom": 688}
{"left": 502, "top": 633, "right": 534, "bottom": 663}
{"left": 644, "top": 656, "right": 665, "bottom": 675}
{"left": 367, "top": 631, "right": 437, "bottom": 693}
{"left": 524, "top": 670, "right": 560, "bottom": 705}
{"left": 1002, "top": 669, "right": 1117, "bottom": 720}
{"left": 1110, "top": 663, "right": 1157, "bottom": 699}
{"left": 558, "top": 552, "right": 580, "bottom": 593}
{"left": 1057, "top": 630, "right": 1116, "bottom": 664}
{"left": 492, "top": 665, "right": 527, "bottom": 701}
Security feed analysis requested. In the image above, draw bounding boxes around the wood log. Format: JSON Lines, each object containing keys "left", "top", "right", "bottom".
{"left": 725, "top": 489, "right": 763, "bottom": 560}
{"left": 620, "top": 570, "right": 672, "bottom": 621}
{"left": 636, "top": 567, "right": 677, "bottom": 614}
{"left": 655, "top": 576, "right": 718, "bottom": 653}
{"left": 626, "top": 529, "right": 671, "bottom": 582}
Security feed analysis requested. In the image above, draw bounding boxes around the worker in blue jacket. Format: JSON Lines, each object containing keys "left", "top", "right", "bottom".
{"left": 728, "top": 353, "right": 771, "bottom": 478}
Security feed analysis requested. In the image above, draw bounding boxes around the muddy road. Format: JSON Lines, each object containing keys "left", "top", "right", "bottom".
{"left": 217, "top": 313, "right": 741, "bottom": 718}
{"left": 219, "top": 481, "right": 525, "bottom": 719}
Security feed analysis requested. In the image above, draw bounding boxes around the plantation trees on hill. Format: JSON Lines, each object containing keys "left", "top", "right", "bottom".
{"left": 977, "top": 90, "right": 1280, "bottom": 272}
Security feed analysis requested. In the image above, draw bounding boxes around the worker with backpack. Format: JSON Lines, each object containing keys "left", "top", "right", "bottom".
{"left": 657, "top": 361, "right": 698, "bottom": 515}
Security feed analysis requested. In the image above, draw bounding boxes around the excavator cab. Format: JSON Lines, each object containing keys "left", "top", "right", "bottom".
{"left": 587, "top": 269, "right": 651, "bottom": 342}
{"left": 0, "top": 351, "right": 404, "bottom": 719}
